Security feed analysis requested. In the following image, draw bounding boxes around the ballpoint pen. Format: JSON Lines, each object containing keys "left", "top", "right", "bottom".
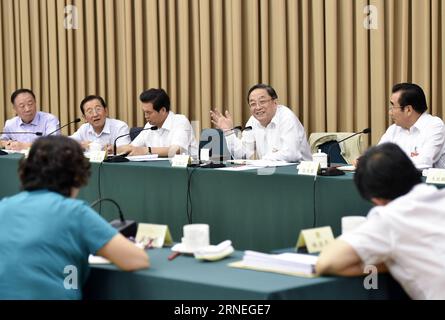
{"left": 168, "top": 251, "right": 181, "bottom": 261}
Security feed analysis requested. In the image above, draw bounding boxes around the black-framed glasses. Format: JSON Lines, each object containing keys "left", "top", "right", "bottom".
{"left": 249, "top": 98, "right": 273, "bottom": 109}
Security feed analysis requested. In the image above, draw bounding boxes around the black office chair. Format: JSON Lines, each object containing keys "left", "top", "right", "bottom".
{"left": 317, "top": 140, "right": 348, "bottom": 164}
{"left": 129, "top": 127, "right": 144, "bottom": 141}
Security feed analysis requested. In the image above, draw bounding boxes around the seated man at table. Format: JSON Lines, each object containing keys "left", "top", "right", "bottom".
{"left": 70, "top": 95, "right": 131, "bottom": 151}
{"left": 117, "top": 88, "right": 198, "bottom": 157}
{"left": 316, "top": 143, "right": 445, "bottom": 300}
{"left": 0, "top": 88, "right": 59, "bottom": 150}
{"left": 373, "top": 83, "right": 444, "bottom": 169}
{"left": 210, "top": 83, "right": 312, "bottom": 162}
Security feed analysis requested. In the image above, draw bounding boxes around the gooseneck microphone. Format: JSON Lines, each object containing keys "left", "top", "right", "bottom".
{"left": 0, "top": 131, "right": 43, "bottom": 136}
{"left": 326, "top": 128, "right": 371, "bottom": 167}
{"left": 47, "top": 118, "right": 81, "bottom": 136}
{"left": 231, "top": 126, "right": 252, "bottom": 133}
{"left": 90, "top": 198, "right": 137, "bottom": 238}
{"left": 104, "top": 126, "right": 158, "bottom": 163}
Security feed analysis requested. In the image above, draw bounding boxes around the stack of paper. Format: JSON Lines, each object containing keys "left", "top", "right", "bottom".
{"left": 229, "top": 250, "right": 318, "bottom": 277}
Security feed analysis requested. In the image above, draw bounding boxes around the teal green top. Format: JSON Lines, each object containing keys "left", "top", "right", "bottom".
{"left": 0, "top": 190, "right": 117, "bottom": 299}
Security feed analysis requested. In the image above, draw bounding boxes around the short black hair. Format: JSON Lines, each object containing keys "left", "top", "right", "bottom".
{"left": 19, "top": 136, "right": 91, "bottom": 197}
{"left": 80, "top": 95, "right": 107, "bottom": 115}
{"left": 247, "top": 84, "right": 278, "bottom": 103}
{"left": 11, "top": 89, "right": 36, "bottom": 105}
{"left": 139, "top": 88, "right": 170, "bottom": 112}
{"left": 392, "top": 83, "right": 427, "bottom": 113}
{"left": 354, "top": 143, "right": 422, "bottom": 202}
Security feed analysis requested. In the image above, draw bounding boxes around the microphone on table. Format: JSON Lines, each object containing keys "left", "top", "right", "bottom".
{"left": 0, "top": 131, "right": 43, "bottom": 155}
{"left": 104, "top": 126, "right": 158, "bottom": 163}
{"left": 47, "top": 118, "right": 81, "bottom": 136}
{"left": 90, "top": 198, "right": 137, "bottom": 238}
{"left": 0, "top": 131, "right": 43, "bottom": 136}
{"left": 321, "top": 128, "right": 371, "bottom": 176}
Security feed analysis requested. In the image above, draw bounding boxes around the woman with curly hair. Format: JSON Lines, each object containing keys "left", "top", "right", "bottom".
{"left": 0, "top": 136, "right": 149, "bottom": 299}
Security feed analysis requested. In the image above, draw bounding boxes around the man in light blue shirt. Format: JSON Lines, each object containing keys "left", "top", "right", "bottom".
{"left": 70, "top": 95, "right": 130, "bottom": 151}
{"left": 0, "top": 88, "right": 59, "bottom": 150}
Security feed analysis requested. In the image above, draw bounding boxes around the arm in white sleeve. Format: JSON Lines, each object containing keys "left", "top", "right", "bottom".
{"left": 169, "top": 119, "right": 195, "bottom": 153}
{"left": 69, "top": 128, "right": 83, "bottom": 141}
{"left": 115, "top": 123, "right": 131, "bottom": 146}
{"left": 131, "top": 125, "right": 150, "bottom": 147}
{"left": 377, "top": 128, "right": 392, "bottom": 145}
{"left": 411, "top": 122, "right": 445, "bottom": 168}
{"left": 46, "top": 116, "right": 60, "bottom": 136}
{"left": 225, "top": 132, "right": 255, "bottom": 160}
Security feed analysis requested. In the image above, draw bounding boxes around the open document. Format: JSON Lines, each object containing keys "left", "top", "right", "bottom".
{"left": 126, "top": 154, "right": 161, "bottom": 161}
{"left": 229, "top": 250, "right": 318, "bottom": 277}
{"left": 216, "top": 160, "right": 296, "bottom": 171}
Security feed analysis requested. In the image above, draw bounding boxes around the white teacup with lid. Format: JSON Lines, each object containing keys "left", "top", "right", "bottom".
{"left": 312, "top": 149, "right": 328, "bottom": 169}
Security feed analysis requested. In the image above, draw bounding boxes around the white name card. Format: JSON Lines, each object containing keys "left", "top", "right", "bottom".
{"left": 171, "top": 154, "right": 191, "bottom": 168}
{"left": 136, "top": 223, "right": 173, "bottom": 248}
{"left": 297, "top": 161, "right": 320, "bottom": 176}
{"left": 296, "top": 226, "right": 334, "bottom": 253}
{"left": 426, "top": 168, "right": 445, "bottom": 185}
{"left": 89, "top": 150, "right": 107, "bottom": 163}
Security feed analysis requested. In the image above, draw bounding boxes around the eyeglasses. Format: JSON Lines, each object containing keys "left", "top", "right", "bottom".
{"left": 249, "top": 98, "right": 273, "bottom": 109}
{"left": 15, "top": 102, "right": 35, "bottom": 110}
{"left": 388, "top": 105, "right": 404, "bottom": 111}
{"left": 85, "top": 106, "right": 105, "bottom": 116}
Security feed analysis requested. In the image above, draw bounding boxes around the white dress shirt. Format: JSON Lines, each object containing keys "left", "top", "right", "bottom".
{"left": 341, "top": 184, "right": 445, "bottom": 300}
{"left": 225, "top": 105, "right": 312, "bottom": 162}
{"left": 378, "top": 113, "right": 445, "bottom": 168}
{"left": 131, "top": 111, "right": 198, "bottom": 156}
{"left": 70, "top": 118, "right": 131, "bottom": 147}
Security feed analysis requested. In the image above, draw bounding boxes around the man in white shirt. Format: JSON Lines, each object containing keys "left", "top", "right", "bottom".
{"left": 210, "top": 84, "right": 312, "bottom": 162}
{"left": 70, "top": 95, "right": 130, "bottom": 151}
{"left": 317, "top": 143, "right": 445, "bottom": 300}
{"left": 117, "top": 88, "right": 197, "bottom": 157}
{"left": 378, "top": 83, "right": 445, "bottom": 169}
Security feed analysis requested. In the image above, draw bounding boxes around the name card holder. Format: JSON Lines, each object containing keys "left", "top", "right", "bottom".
{"left": 296, "top": 226, "right": 334, "bottom": 253}
{"left": 171, "top": 154, "right": 191, "bottom": 168}
{"left": 136, "top": 223, "right": 174, "bottom": 248}
{"left": 297, "top": 161, "right": 320, "bottom": 176}
{"left": 426, "top": 168, "right": 445, "bottom": 185}
{"left": 89, "top": 150, "right": 107, "bottom": 163}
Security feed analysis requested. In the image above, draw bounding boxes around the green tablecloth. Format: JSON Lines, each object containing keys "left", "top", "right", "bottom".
{"left": 0, "top": 154, "right": 372, "bottom": 251}
{"left": 83, "top": 248, "right": 408, "bottom": 300}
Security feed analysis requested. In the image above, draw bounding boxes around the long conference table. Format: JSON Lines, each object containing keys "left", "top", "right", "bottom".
{"left": 0, "top": 154, "right": 372, "bottom": 252}
{"left": 84, "top": 247, "right": 408, "bottom": 300}
{"left": 0, "top": 154, "right": 373, "bottom": 252}
{"left": 1, "top": 154, "right": 411, "bottom": 299}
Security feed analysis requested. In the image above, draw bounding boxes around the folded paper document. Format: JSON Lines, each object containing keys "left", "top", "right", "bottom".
{"left": 194, "top": 240, "right": 234, "bottom": 261}
{"left": 229, "top": 250, "right": 318, "bottom": 277}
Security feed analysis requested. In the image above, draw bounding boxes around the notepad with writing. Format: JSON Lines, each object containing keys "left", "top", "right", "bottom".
{"left": 229, "top": 250, "right": 318, "bottom": 277}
